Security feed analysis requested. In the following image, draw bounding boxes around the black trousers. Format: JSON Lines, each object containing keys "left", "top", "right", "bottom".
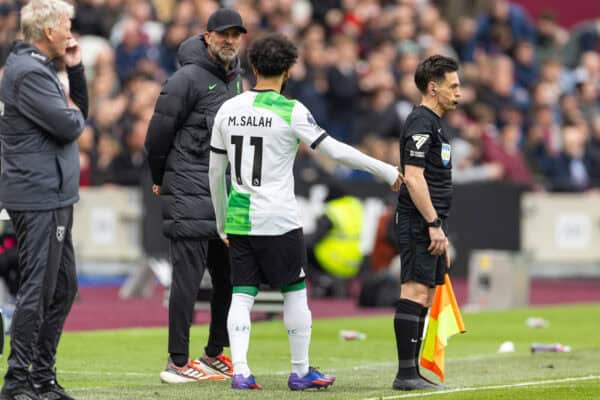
{"left": 3, "top": 206, "right": 78, "bottom": 389}
{"left": 168, "top": 239, "right": 231, "bottom": 359}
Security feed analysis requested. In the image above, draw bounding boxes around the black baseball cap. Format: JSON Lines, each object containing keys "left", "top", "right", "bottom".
{"left": 207, "top": 8, "right": 247, "bottom": 33}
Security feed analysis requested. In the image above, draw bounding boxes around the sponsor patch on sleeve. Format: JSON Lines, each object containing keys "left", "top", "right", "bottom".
{"left": 411, "top": 134, "right": 430, "bottom": 150}
{"left": 441, "top": 143, "right": 451, "bottom": 166}
{"left": 409, "top": 150, "right": 425, "bottom": 158}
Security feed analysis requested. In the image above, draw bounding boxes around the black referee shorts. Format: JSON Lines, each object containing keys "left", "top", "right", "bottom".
{"left": 228, "top": 228, "right": 307, "bottom": 289}
{"left": 394, "top": 209, "right": 447, "bottom": 288}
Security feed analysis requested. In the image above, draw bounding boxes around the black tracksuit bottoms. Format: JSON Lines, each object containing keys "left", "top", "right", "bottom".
{"left": 3, "top": 206, "right": 78, "bottom": 389}
{"left": 168, "top": 239, "right": 231, "bottom": 359}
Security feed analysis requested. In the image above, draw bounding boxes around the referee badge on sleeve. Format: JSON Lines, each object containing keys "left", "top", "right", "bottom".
{"left": 441, "top": 143, "right": 451, "bottom": 166}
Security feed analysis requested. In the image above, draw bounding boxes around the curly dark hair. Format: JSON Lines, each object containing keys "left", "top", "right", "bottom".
{"left": 414, "top": 55, "right": 459, "bottom": 94}
{"left": 248, "top": 33, "right": 298, "bottom": 77}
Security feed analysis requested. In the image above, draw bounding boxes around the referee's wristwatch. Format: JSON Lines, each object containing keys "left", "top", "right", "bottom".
{"left": 427, "top": 217, "right": 442, "bottom": 228}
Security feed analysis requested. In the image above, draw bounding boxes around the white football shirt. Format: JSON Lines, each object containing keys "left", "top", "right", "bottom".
{"left": 211, "top": 90, "right": 327, "bottom": 236}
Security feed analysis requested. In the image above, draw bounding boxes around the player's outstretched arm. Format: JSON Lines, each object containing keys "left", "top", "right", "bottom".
{"left": 315, "top": 136, "right": 402, "bottom": 191}
{"left": 208, "top": 152, "right": 229, "bottom": 240}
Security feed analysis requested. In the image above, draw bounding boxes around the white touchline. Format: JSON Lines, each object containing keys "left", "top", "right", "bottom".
{"left": 63, "top": 374, "right": 600, "bottom": 396}
{"left": 362, "top": 375, "right": 600, "bottom": 400}
{"left": 324, "top": 353, "right": 521, "bottom": 373}
{"left": 70, "top": 383, "right": 165, "bottom": 393}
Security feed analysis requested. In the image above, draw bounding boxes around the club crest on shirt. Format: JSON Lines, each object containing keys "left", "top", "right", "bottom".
{"left": 441, "top": 143, "right": 451, "bottom": 166}
{"left": 307, "top": 112, "right": 325, "bottom": 134}
{"left": 56, "top": 226, "right": 66, "bottom": 242}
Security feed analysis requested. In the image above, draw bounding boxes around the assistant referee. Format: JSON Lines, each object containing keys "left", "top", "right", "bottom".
{"left": 392, "top": 55, "right": 461, "bottom": 391}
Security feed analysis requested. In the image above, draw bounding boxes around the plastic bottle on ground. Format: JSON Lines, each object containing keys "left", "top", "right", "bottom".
{"left": 530, "top": 343, "right": 571, "bottom": 353}
{"left": 339, "top": 330, "right": 367, "bottom": 340}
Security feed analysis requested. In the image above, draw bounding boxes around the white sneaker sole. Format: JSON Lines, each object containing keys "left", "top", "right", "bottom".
{"left": 160, "top": 371, "right": 225, "bottom": 383}
{"left": 160, "top": 370, "right": 205, "bottom": 384}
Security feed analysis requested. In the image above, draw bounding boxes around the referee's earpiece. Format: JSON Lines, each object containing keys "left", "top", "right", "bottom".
{"left": 432, "top": 87, "right": 437, "bottom": 94}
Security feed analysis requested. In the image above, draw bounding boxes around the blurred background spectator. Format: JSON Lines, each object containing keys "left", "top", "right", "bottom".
{"left": 0, "top": 0, "right": 599, "bottom": 195}
{"left": 0, "top": 0, "right": 600, "bottom": 315}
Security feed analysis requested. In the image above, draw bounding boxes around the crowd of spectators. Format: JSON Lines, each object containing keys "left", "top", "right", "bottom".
{"left": 1, "top": 0, "right": 600, "bottom": 192}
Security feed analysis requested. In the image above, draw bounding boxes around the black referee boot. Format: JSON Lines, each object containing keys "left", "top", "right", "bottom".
{"left": 418, "top": 374, "right": 447, "bottom": 390}
{"left": 392, "top": 376, "right": 445, "bottom": 391}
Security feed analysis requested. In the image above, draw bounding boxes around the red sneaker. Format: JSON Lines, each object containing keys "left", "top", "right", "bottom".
{"left": 197, "top": 353, "right": 234, "bottom": 377}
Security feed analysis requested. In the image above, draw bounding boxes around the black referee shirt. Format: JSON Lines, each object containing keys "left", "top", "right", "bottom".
{"left": 397, "top": 105, "right": 453, "bottom": 217}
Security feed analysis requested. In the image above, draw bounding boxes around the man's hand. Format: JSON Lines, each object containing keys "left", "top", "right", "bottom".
{"left": 428, "top": 226, "right": 447, "bottom": 256}
{"left": 445, "top": 245, "right": 451, "bottom": 269}
{"left": 390, "top": 175, "right": 402, "bottom": 191}
{"left": 219, "top": 233, "right": 229, "bottom": 247}
{"left": 63, "top": 38, "right": 81, "bottom": 67}
{"left": 390, "top": 169, "right": 404, "bottom": 191}
{"left": 152, "top": 184, "right": 160, "bottom": 195}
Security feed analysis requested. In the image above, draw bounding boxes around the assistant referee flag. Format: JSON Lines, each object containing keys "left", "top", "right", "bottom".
{"left": 420, "top": 274, "right": 466, "bottom": 382}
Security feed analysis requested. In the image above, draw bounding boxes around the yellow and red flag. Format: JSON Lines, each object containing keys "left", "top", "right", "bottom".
{"left": 420, "top": 274, "right": 466, "bottom": 382}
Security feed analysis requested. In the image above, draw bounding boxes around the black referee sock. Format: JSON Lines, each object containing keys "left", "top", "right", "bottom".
{"left": 394, "top": 299, "right": 426, "bottom": 380}
{"left": 415, "top": 306, "right": 429, "bottom": 374}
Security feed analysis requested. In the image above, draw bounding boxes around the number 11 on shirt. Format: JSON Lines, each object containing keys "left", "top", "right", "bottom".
{"left": 231, "top": 135, "right": 263, "bottom": 186}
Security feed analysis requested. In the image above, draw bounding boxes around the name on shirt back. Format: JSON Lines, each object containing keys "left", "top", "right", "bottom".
{"left": 228, "top": 115, "right": 272, "bottom": 128}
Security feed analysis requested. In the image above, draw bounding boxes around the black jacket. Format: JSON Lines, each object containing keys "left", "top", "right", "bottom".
{"left": 0, "top": 41, "right": 87, "bottom": 211}
{"left": 145, "top": 35, "right": 242, "bottom": 239}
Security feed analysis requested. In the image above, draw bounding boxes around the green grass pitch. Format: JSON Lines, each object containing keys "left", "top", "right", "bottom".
{"left": 1, "top": 304, "right": 599, "bottom": 399}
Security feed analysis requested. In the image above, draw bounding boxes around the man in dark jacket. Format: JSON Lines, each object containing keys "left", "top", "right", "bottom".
{"left": 0, "top": 1, "right": 88, "bottom": 399}
{"left": 145, "top": 8, "right": 246, "bottom": 383}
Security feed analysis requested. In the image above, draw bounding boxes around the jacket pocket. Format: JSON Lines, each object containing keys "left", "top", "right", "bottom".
{"left": 55, "top": 157, "right": 64, "bottom": 190}
{"left": 56, "top": 144, "right": 79, "bottom": 199}
{"left": 0, "top": 152, "right": 60, "bottom": 205}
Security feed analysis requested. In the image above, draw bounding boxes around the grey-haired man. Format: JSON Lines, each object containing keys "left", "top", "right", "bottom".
{"left": 0, "top": 1, "right": 88, "bottom": 399}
